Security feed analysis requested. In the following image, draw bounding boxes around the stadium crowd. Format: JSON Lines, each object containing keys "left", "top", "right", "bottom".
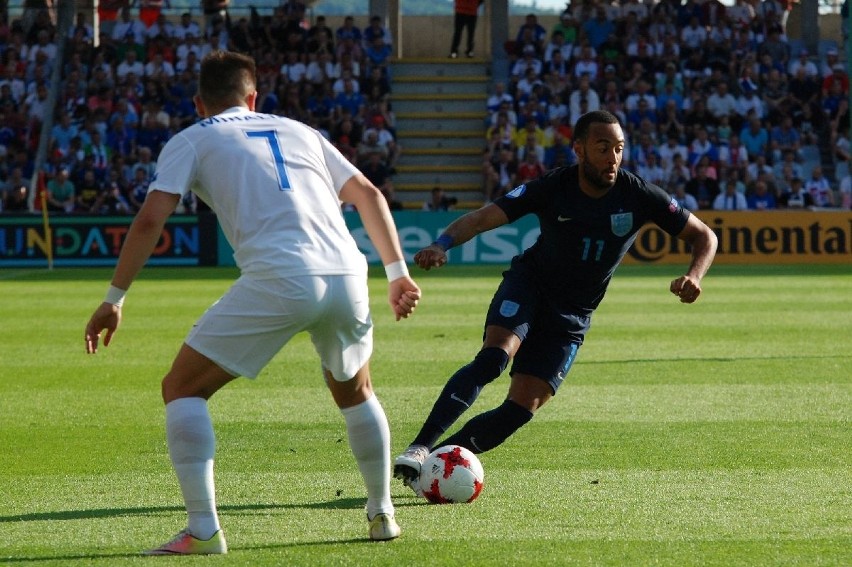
{"left": 0, "top": 1, "right": 850, "bottom": 214}
{"left": 486, "top": 2, "right": 852, "bottom": 211}
{"left": 0, "top": 2, "right": 399, "bottom": 214}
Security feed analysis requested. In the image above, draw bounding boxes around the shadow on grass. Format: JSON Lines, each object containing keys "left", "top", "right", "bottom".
{"left": 581, "top": 353, "right": 852, "bottom": 365}
{"left": 1, "top": 499, "right": 417, "bottom": 562}
{"left": 3, "top": 536, "right": 380, "bottom": 563}
{"left": 0, "top": 496, "right": 423, "bottom": 524}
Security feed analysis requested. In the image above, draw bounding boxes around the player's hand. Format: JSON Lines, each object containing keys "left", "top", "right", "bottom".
{"left": 389, "top": 277, "right": 421, "bottom": 321}
{"left": 670, "top": 275, "right": 702, "bottom": 304}
{"left": 85, "top": 303, "right": 122, "bottom": 354}
{"left": 413, "top": 245, "right": 447, "bottom": 270}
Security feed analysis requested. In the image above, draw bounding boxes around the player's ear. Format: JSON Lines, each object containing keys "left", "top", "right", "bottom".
{"left": 193, "top": 94, "right": 207, "bottom": 118}
{"left": 246, "top": 90, "right": 258, "bottom": 112}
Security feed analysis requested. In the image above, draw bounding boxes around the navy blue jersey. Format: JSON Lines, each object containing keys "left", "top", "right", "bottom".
{"left": 493, "top": 165, "right": 690, "bottom": 314}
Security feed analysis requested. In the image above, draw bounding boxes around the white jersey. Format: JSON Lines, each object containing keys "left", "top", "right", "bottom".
{"left": 151, "top": 107, "right": 365, "bottom": 278}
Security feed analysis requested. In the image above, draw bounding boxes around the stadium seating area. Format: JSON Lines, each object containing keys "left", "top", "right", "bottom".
{"left": 0, "top": 2, "right": 850, "bottom": 214}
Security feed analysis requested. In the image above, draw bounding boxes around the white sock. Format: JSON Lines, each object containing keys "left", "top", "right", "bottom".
{"left": 165, "top": 397, "right": 221, "bottom": 540}
{"left": 341, "top": 395, "right": 394, "bottom": 519}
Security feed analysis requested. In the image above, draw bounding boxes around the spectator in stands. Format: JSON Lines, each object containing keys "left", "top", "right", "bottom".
{"left": 712, "top": 177, "right": 748, "bottom": 210}
{"left": 44, "top": 167, "right": 75, "bottom": 212}
{"left": 486, "top": 110, "right": 515, "bottom": 147}
{"left": 543, "top": 128, "right": 575, "bottom": 169}
{"left": 515, "top": 13, "right": 547, "bottom": 54}
{"left": 747, "top": 179, "right": 777, "bottom": 210}
{"left": 706, "top": 81, "right": 739, "bottom": 124}
{"left": 572, "top": 44, "right": 599, "bottom": 84}
{"left": 361, "top": 150, "right": 394, "bottom": 197}
{"left": 487, "top": 146, "right": 517, "bottom": 201}
{"left": 1, "top": 182, "right": 28, "bottom": 213}
{"left": 779, "top": 176, "right": 813, "bottom": 208}
{"left": 74, "top": 167, "right": 107, "bottom": 213}
{"left": 822, "top": 63, "right": 849, "bottom": 98}
{"left": 637, "top": 151, "right": 667, "bottom": 186}
{"left": 671, "top": 182, "right": 699, "bottom": 211}
{"left": 423, "top": 186, "right": 457, "bottom": 211}
{"left": 720, "top": 166, "right": 747, "bottom": 195}
{"left": 335, "top": 78, "right": 366, "bottom": 125}
{"left": 173, "top": 11, "right": 202, "bottom": 41}
{"left": 688, "top": 127, "right": 718, "bottom": 170}
{"left": 769, "top": 115, "right": 801, "bottom": 161}
{"left": 111, "top": 7, "right": 146, "bottom": 46}
{"left": 745, "top": 154, "right": 774, "bottom": 183}
{"left": 739, "top": 114, "right": 769, "bottom": 159}
{"left": 582, "top": 6, "right": 614, "bottom": 51}
{"left": 513, "top": 118, "right": 545, "bottom": 153}
{"left": 686, "top": 163, "right": 720, "bottom": 209}
{"left": 804, "top": 165, "right": 834, "bottom": 207}
{"left": 516, "top": 145, "right": 546, "bottom": 183}
{"left": 736, "top": 83, "right": 766, "bottom": 121}
{"left": 486, "top": 81, "right": 515, "bottom": 115}
{"left": 788, "top": 48, "right": 818, "bottom": 79}
{"left": 365, "top": 35, "right": 392, "bottom": 79}
{"left": 568, "top": 74, "right": 600, "bottom": 125}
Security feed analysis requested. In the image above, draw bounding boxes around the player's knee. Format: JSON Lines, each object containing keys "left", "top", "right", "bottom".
{"left": 470, "top": 347, "right": 510, "bottom": 385}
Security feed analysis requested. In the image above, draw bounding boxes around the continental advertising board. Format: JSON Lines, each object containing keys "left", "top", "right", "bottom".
{"left": 346, "top": 210, "right": 852, "bottom": 266}
{"left": 1, "top": 211, "right": 850, "bottom": 268}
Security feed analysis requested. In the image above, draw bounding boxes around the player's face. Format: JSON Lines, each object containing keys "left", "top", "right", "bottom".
{"left": 576, "top": 122, "right": 624, "bottom": 191}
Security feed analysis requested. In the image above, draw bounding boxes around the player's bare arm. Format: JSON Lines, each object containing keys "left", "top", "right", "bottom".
{"left": 339, "top": 173, "right": 421, "bottom": 320}
{"left": 670, "top": 214, "right": 718, "bottom": 304}
{"left": 414, "top": 203, "right": 509, "bottom": 270}
{"left": 85, "top": 190, "right": 180, "bottom": 353}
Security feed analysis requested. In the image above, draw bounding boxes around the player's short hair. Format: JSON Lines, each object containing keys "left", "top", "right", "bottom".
{"left": 199, "top": 50, "right": 256, "bottom": 109}
{"left": 573, "top": 110, "right": 621, "bottom": 143}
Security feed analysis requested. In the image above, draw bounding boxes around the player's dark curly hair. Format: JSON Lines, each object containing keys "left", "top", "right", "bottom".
{"left": 199, "top": 50, "right": 256, "bottom": 109}
{"left": 573, "top": 110, "right": 620, "bottom": 143}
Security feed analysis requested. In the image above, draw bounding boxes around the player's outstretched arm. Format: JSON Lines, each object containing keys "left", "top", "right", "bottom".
{"left": 670, "top": 214, "right": 718, "bottom": 304}
{"left": 340, "top": 174, "right": 421, "bottom": 320}
{"left": 85, "top": 190, "right": 180, "bottom": 353}
{"left": 413, "top": 203, "right": 509, "bottom": 270}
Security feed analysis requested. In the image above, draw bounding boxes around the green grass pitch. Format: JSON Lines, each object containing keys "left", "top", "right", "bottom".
{"left": 0, "top": 264, "right": 850, "bottom": 566}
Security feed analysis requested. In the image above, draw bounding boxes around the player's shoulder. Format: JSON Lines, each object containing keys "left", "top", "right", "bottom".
{"left": 618, "top": 167, "right": 659, "bottom": 192}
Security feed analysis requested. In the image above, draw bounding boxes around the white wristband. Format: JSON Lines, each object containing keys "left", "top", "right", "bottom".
{"left": 105, "top": 285, "right": 127, "bottom": 307}
{"left": 384, "top": 260, "right": 409, "bottom": 282}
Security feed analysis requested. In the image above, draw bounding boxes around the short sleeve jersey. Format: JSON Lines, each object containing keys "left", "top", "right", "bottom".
{"left": 494, "top": 165, "right": 689, "bottom": 314}
{"left": 150, "top": 107, "right": 364, "bottom": 278}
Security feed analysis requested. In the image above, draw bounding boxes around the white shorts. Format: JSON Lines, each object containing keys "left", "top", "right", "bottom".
{"left": 186, "top": 274, "right": 373, "bottom": 380}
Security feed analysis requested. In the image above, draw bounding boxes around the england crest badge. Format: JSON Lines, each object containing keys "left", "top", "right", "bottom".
{"left": 610, "top": 212, "right": 633, "bottom": 237}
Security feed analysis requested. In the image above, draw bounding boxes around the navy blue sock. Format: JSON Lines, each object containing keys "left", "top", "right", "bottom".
{"left": 411, "top": 347, "right": 509, "bottom": 449}
{"left": 440, "top": 399, "right": 533, "bottom": 454}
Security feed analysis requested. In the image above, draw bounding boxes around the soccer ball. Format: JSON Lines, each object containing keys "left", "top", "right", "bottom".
{"left": 417, "top": 445, "right": 484, "bottom": 504}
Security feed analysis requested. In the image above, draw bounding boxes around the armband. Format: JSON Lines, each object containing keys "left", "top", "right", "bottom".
{"left": 105, "top": 285, "right": 127, "bottom": 307}
{"left": 384, "top": 260, "right": 409, "bottom": 282}
{"left": 433, "top": 234, "right": 454, "bottom": 252}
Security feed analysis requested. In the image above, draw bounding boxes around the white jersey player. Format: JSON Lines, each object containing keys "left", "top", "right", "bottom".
{"left": 85, "top": 51, "right": 420, "bottom": 555}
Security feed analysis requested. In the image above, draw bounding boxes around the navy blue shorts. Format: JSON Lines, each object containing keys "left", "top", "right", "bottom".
{"left": 484, "top": 266, "right": 588, "bottom": 394}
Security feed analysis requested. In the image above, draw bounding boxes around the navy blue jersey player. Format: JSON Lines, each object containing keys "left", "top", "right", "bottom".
{"left": 394, "top": 110, "right": 718, "bottom": 490}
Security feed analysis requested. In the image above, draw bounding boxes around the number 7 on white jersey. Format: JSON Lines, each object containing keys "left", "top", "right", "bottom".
{"left": 245, "top": 130, "right": 292, "bottom": 191}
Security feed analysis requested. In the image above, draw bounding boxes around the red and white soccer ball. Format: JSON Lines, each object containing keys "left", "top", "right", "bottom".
{"left": 417, "top": 445, "right": 484, "bottom": 504}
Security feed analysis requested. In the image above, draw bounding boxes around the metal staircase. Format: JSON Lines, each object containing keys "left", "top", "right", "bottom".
{"left": 390, "top": 58, "right": 489, "bottom": 209}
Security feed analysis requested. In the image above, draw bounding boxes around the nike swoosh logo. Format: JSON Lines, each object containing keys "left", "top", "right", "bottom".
{"left": 450, "top": 393, "right": 470, "bottom": 408}
{"left": 557, "top": 215, "right": 572, "bottom": 222}
{"left": 469, "top": 437, "right": 483, "bottom": 452}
